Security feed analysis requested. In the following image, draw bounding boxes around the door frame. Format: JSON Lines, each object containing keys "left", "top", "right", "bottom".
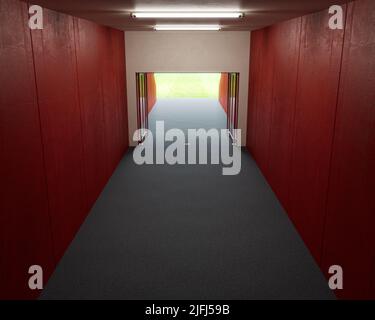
{"left": 135, "top": 72, "right": 149, "bottom": 143}
{"left": 227, "top": 72, "right": 240, "bottom": 143}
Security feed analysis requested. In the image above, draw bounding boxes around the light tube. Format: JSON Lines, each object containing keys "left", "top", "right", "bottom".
{"left": 154, "top": 25, "right": 222, "bottom": 31}
{"left": 132, "top": 12, "right": 243, "bottom": 18}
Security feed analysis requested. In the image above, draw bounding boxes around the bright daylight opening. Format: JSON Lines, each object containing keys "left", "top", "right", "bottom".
{"left": 154, "top": 73, "right": 221, "bottom": 99}
{"left": 136, "top": 72, "right": 238, "bottom": 142}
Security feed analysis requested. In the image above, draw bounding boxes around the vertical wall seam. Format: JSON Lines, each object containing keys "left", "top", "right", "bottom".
{"left": 98, "top": 28, "right": 110, "bottom": 179}
{"left": 252, "top": 33, "right": 260, "bottom": 161}
{"left": 266, "top": 31, "right": 277, "bottom": 173}
{"left": 27, "top": 2, "right": 57, "bottom": 265}
{"left": 265, "top": 39, "right": 276, "bottom": 175}
{"left": 319, "top": 2, "right": 351, "bottom": 265}
{"left": 100, "top": 72, "right": 110, "bottom": 178}
{"left": 123, "top": 34, "right": 130, "bottom": 151}
{"left": 72, "top": 17, "right": 89, "bottom": 211}
{"left": 287, "top": 16, "right": 303, "bottom": 212}
{"left": 246, "top": 38, "right": 252, "bottom": 150}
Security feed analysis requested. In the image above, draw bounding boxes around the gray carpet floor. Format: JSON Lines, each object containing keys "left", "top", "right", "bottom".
{"left": 41, "top": 99, "right": 334, "bottom": 299}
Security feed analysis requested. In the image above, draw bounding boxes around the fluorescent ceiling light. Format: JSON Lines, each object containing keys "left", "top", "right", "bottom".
{"left": 132, "top": 12, "right": 243, "bottom": 18}
{"left": 154, "top": 25, "right": 222, "bottom": 31}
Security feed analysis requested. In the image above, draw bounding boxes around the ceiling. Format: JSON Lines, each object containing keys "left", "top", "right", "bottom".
{"left": 31, "top": 0, "right": 348, "bottom": 31}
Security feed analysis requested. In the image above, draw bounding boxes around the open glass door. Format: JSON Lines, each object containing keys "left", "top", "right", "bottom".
{"left": 227, "top": 72, "right": 239, "bottom": 143}
{"left": 136, "top": 73, "right": 149, "bottom": 143}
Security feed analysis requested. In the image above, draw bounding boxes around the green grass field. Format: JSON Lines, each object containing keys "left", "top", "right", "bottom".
{"left": 154, "top": 73, "right": 221, "bottom": 99}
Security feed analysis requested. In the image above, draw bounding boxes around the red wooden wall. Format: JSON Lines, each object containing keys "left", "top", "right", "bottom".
{"left": 0, "top": 0, "right": 128, "bottom": 299}
{"left": 321, "top": 0, "right": 375, "bottom": 299}
{"left": 247, "top": 0, "right": 375, "bottom": 299}
{"left": 0, "top": 0, "right": 55, "bottom": 299}
{"left": 289, "top": 9, "right": 345, "bottom": 263}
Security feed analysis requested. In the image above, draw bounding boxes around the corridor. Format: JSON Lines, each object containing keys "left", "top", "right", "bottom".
{"left": 41, "top": 100, "right": 333, "bottom": 299}
{"left": 1, "top": 0, "right": 373, "bottom": 302}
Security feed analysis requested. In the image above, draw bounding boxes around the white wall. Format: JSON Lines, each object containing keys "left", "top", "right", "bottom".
{"left": 124, "top": 31, "right": 251, "bottom": 146}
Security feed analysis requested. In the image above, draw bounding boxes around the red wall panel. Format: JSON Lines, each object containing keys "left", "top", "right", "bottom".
{"left": 246, "top": 31, "right": 264, "bottom": 157}
{"left": 321, "top": 0, "right": 375, "bottom": 299}
{"left": 112, "top": 29, "right": 129, "bottom": 156}
{"left": 266, "top": 18, "right": 301, "bottom": 209}
{"left": 252, "top": 28, "right": 275, "bottom": 178}
{"left": 100, "top": 27, "right": 121, "bottom": 174}
{"left": 113, "top": 31, "right": 127, "bottom": 166}
{"left": 0, "top": 0, "right": 55, "bottom": 299}
{"left": 74, "top": 19, "right": 110, "bottom": 207}
{"left": 31, "top": 9, "right": 87, "bottom": 261}
{"left": 247, "top": 0, "right": 374, "bottom": 299}
{"left": 111, "top": 29, "right": 128, "bottom": 162}
{"left": 0, "top": 0, "right": 128, "bottom": 299}
{"left": 288, "top": 9, "right": 345, "bottom": 262}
